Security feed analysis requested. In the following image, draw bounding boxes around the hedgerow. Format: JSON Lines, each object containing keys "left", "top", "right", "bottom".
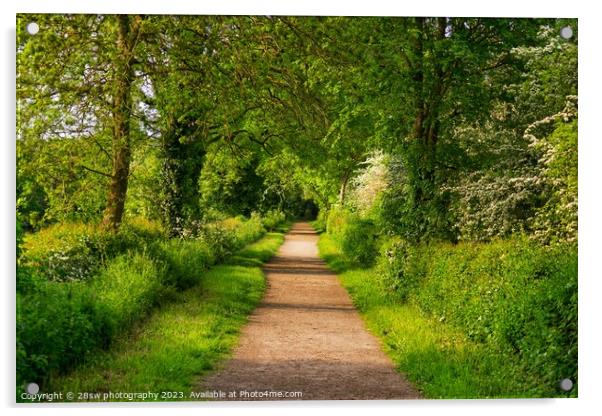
{"left": 16, "top": 213, "right": 284, "bottom": 391}
{"left": 375, "top": 235, "right": 577, "bottom": 394}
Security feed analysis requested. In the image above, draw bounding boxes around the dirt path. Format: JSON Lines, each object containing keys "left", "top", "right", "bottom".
{"left": 200, "top": 222, "right": 421, "bottom": 401}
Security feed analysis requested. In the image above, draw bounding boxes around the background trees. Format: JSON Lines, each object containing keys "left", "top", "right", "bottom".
{"left": 17, "top": 15, "right": 577, "bottom": 246}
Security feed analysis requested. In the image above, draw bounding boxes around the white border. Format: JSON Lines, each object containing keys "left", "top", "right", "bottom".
{"left": 2, "top": 1, "right": 600, "bottom": 416}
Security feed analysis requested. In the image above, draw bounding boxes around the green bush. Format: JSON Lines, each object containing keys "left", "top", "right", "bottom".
{"left": 20, "top": 222, "right": 103, "bottom": 282}
{"left": 326, "top": 208, "right": 379, "bottom": 267}
{"left": 16, "top": 282, "right": 111, "bottom": 388}
{"left": 157, "top": 239, "right": 215, "bottom": 290}
{"left": 20, "top": 219, "right": 165, "bottom": 282}
{"left": 156, "top": 214, "right": 264, "bottom": 290}
{"left": 340, "top": 218, "right": 378, "bottom": 266}
{"left": 312, "top": 209, "right": 328, "bottom": 233}
{"left": 233, "top": 213, "right": 265, "bottom": 247}
{"left": 196, "top": 218, "right": 240, "bottom": 261}
{"left": 377, "top": 237, "right": 432, "bottom": 300}
{"left": 326, "top": 206, "right": 348, "bottom": 236}
{"left": 261, "top": 209, "right": 286, "bottom": 231}
{"left": 377, "top": 236, "right": 578, "bottom": 393}
{"left": 16, "top": 218, "right": 46, "bottom": 294}
{"left": 531, "top": 119, "right": 578, "bottom": 245}
{"left": 16, "top": 214, "right": 270, "bottom": 391}
{"left": 92, "top": 253, "right": 164, "bottom": 332}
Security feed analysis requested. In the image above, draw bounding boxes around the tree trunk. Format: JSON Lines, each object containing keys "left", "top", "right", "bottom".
{"left": 339, "top": 169, "right": 351, "bottom": 206}
{"left": 161, "top": 113, "right": 206, "bottom": 237}
{"left": 408, "top": 18, "right": 445, "bottom": 240}
{"left": 102, "top": 15, "right": 141, "bottom": 230}
{"left": 412, "top": 17, "right": 426, "bottom": 142}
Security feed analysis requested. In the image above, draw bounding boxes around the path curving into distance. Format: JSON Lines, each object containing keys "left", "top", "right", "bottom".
{"left": 200, "top": 222, "right": 421, "bottom": 401}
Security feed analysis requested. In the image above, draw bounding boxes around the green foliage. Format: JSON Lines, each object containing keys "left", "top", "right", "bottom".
{"left": 20, "top": 223, "right": 108, "bottom": 282}
{"left": 376, "top": 236, "right": 577, "bottom": 393}
{"left": 92, "top": 254, "right": 164, "bottom": 332}
{"left": 339, "top": 218, "right": 378, "bottom": 266}
{"left": 193, "top": 216, "right": 264, "bottom": 261}
{"left": 157, "top": 239, "right": 215, "bottom": 290}
{"left": 326, "top": 208, "right": 379, "bottom": 266}
{"left": 377, "top": 237, "right": 432, "bottom": 300}
{"left": 311, "top": 209, "right": 329, "bottom": 233}
{"left": 16, "top": 219, "right": 25, "bottom": 259}
{"left": 531, "top": 119, "right": 578, "bottom": 244}
{"left": 17, "top": 282, "right": 111, "bottom": 389}
{"left": 260, "top": 209, "right": 287, "bottom": 231}
{"left": 325, "top": 206, "right": 348, "bottom": 236}
{"left": 231, "top": 213, "right": 266, "bottom": 248}
{"left": 16, "top": 171, "right": 48, "bottom": 230}
{"left": 20, "top": 220, "right": 165, "bottom": 282}
{"left": 199, "top": 150, "right": 265, "bottom": 218}
{"left": 376, "top": 142, "right": 459, "bottom": 243}
{"left": 509, "top": 25, "right": 578, "bottom": 130}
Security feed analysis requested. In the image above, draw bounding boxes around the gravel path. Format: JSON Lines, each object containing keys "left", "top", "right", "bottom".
{"left": 200, "top": 222, "right": 421, "bottom": 401}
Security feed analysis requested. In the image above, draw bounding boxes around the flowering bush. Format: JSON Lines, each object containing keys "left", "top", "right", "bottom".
{"left": 448, "top": 171, "right": 542, "bottom": 241}
{"left": 527, "top": 110, "right": 578, "bottom": 244}
{"left": 346, "top": 151, "right": 389, "bottom": 215}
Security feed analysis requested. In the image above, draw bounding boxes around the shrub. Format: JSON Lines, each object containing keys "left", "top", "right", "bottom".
{"left": 340, "top": 217, "right": 379, "bottom": 266}
{"left": 197, "top": 219, "right": 239, "bottom": 261}
{"left": 377, "top": 237, "right": 431, "bottom": 300}
{"left": 16, "top": 218, "right": 46, "bottom": 294}
{"left": 16, "top": 219, "right": 25, "bottom": 258}
{"left": 16, "top": 214, "right": 270, "bottom": 391}
{"left": 530, "top": 119, "right": 578, "bottom": 245}
{"left": 16, "top": 282, "right": 110, "bottom": 388}
{"left": 499, "top": 243, "right": 577, "bottom": 390}
{"left": 326, "top": 206, "right": 349, "bottom": 236}
{"left": 261, "top": 209, "right": 286, "bottom": 231}
{"left": 233, "top": 213, "right": 265, "bottom": 247}
{"left": 377, "top": 236, "right": 577, "bottom": 392}
{"left": 327, "top": 208, "right": 379, "bottom": 267}
{"left": 312, "top": 209, "right": 328, "bottom": 233}
{"left": 157, "top": 239, "right": 215, "bottom": 290}
{"left": 20, "top": 223, "right": 103, "bottom": 282}
{"left": 92, "top": 253, "right": 164, "bottom": 332}
{"left": 16, "top": 253, "right": 164, "bottom": 389}
{"left": 20, "top": 219, "right": 165, "bottom": 282}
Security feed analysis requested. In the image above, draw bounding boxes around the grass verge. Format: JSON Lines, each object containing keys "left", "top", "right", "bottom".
{"left": 46, "top": 231, "right": 286, "bottom": 402}
{"left": 317, "top": 232, "right": 546, "bottom": 399}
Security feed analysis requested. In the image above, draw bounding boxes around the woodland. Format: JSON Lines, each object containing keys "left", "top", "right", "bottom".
{"left": 16, "top": 15, "right": 577, "bottom": 399}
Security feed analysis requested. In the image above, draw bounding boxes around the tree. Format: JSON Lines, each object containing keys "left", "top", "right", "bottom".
{"left": 102, "top": 15, "right": 144, "bottom": 230}
{"left": 17, "top": 14, "right": 146, "bottom": 231}
{"left": 370, "top": 17, "right": 546, "bottom": 241}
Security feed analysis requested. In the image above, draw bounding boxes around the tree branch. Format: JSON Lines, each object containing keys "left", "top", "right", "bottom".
{"left": 80, "top": 165, "right": 112, "bottom": 178}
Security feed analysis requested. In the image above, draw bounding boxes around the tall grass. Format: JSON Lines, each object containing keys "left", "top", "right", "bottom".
{"left": 47, "top": 232, "right": 285, "bottom": 400}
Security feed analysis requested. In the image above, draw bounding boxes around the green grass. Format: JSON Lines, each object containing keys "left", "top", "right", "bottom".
{"left": 47, "top": 232, "right": 285, "bottom": 402}
{"left": 317, "top": 233, "right": 545, "bottom": 399}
